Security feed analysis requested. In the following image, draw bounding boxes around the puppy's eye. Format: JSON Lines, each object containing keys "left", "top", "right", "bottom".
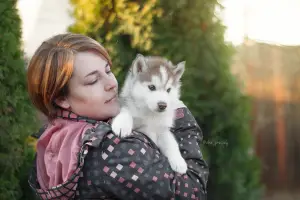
{"left": 148, "top": 85, "right": 156, "bottom": 91}
{"left": 167, "top": 88, "right": 171, "bottom": 93}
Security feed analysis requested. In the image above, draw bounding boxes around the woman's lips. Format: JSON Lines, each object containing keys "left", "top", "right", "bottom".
{"left": 105, "top": 94, "right": 117, "bottom": 103}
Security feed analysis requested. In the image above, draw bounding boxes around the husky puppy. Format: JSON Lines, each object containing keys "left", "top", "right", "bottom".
{"left": 111, "top": 54, "right": 187, "bottom": 174}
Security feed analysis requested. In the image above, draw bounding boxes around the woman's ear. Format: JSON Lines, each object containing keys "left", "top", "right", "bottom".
{"left": 54, "top": 96, "right": 70, "bottom": 110}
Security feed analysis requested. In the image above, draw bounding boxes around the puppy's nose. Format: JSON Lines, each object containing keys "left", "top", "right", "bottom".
{"left": 157, "top": 101, "right": 167, "bottom": 111}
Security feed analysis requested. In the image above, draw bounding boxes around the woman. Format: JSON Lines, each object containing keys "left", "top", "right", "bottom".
{"left": 27, "top": 33, "right": 209, "bottom": 200}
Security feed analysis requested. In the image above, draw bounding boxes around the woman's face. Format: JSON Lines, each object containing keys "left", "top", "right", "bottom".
{"left": 56, "top": 51, "right": 120, "bottom": 120}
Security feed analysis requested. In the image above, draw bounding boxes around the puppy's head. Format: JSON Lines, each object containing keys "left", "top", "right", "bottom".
{"left": 130, "top": 54, "right": 185, "bottom": 113}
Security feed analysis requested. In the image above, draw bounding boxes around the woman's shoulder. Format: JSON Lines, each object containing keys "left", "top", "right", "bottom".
{"left": 28, "top": 120, "right": 155, "bottom": 199}
{"left": 82, "top": 121, "right": 157, "bottom": 150}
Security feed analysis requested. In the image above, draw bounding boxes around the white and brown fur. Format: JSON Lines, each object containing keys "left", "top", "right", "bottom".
{"left": 111, "top": 54, "right": 187, "bottom": 174}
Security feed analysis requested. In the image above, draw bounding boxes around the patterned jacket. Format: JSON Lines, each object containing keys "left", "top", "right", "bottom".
{"left": 28, "top": 107, "right": 209, "bottom": 199}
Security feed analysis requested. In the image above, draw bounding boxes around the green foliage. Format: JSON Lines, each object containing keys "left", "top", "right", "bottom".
{"left": 0, "top": 1, "right": 38, "bottom": 199}
{"left": 69, "top": 0, "right": 264, "bottom": 199}
{"left": 16, "top": 143, "right": 37, "bottom": 200}
{"left": 69, "top": 0, "right": 162, "bottom": 85}
{"left": 152, "top": 1, "right": 264, "bottom": 199}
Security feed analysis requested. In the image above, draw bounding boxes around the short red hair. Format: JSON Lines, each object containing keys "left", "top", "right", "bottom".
{"left": 27, "top": 33, "right": 112, "bottom": 120}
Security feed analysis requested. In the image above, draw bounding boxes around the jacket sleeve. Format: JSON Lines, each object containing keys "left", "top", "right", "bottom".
{"left": 80, "top": 107, "right": 209, "bottom": 200}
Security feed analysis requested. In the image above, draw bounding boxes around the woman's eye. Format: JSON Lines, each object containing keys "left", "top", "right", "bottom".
{"left": 148, "top": 85, "right": 156, "bottom": 91}
{"left": 88, "top": 79, "right": 98, "bottom": 85}
{"left": 105, "top": 65, "right": 112, "bottom": 74}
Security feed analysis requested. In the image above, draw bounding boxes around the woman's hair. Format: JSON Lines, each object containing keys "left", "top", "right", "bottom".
{"left": 27, "top": 33, "right": 112, "bottom": 121}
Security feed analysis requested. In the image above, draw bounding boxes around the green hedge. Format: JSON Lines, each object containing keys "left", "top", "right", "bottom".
{"left": 0, "top": 1, "right": 38, "bottom": 199}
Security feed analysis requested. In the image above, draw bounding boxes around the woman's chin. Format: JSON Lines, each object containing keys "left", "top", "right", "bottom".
{"left": 87, "top": 101, "right": 121, "bottom": 121}
{"left": 99, "top": 103, "right": 121, "bottom": 120}
{"left": 110, "top": 105, "right": 121, "bottom": 118}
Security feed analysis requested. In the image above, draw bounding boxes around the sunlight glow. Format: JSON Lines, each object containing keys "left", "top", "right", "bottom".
{"left": 222, "top": 0, "right": 300, "bottom": 46}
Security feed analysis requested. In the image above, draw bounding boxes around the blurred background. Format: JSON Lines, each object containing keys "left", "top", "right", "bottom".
{"left": 0, "top": 0, "right": 299, "bottom": 199}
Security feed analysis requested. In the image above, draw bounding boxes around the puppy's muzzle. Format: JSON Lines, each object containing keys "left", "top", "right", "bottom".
{"left": 157, "top": 101, "right": 167, "bottom": 112}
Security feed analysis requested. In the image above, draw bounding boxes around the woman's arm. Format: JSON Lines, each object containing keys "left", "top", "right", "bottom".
{"left": 79, "top": 106, "right": 209, "bottom": 200}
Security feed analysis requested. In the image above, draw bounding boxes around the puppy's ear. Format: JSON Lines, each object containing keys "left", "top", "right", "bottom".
{"left": 173, "top": 61, "right": 185, "bottom": 81}
{"left": 131, "top": 54, "right": 147, "bottom": 75}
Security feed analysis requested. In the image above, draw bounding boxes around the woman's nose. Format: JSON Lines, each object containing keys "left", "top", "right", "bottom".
{"left": 104, "top": 78, "right": 117, "bottom": 91}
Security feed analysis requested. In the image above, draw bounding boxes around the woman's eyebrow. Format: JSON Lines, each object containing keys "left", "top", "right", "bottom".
{"left": 84, "top": 70, "right": 98, "bottom": 78}
{"left": 84, "top": 62, "right": 109, "bottom": 78}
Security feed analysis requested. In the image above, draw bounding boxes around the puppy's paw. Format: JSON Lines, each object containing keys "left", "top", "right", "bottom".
{"left": 168, "top": 155, "right": 188, "bottom": 174}
{"left": 111, "top": 112, "right": 133, "bottom": 138}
